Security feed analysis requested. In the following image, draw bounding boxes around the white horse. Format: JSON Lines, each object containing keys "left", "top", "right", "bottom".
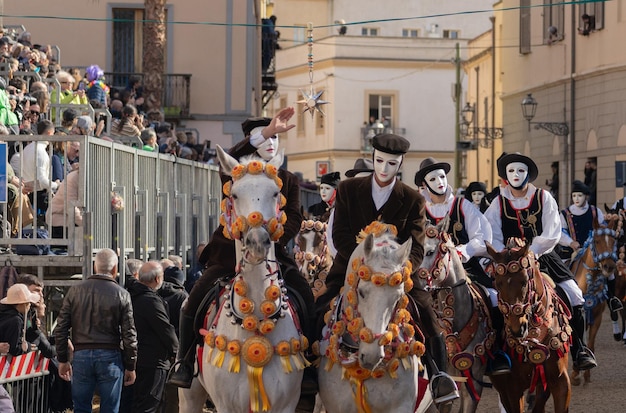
{"left": 317, "top": 222, "right": 433, "bottom": 413}
{"left": 419, "top": 218, "right": 492, "bottom": 413}
{"left": 294, "top": 219, "right": 333, "bottom": 298}
{"left": 180, "top": 146, "right": 306, "bottom": 413}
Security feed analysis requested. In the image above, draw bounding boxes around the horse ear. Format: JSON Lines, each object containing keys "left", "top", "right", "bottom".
{"left": 397, "top": 238, "right": 412, "bottom": 264}
{"left": 605, "top": 203, "right": 612, "bottom": 214}
{"left": 363, "top": 233, "right": 374, "bottom": 256}
{"left": 485, "top": 241, "right": 500, "bottom": 261}
{"left": 437, "top": 214, "right": 450, "bottom": 233}
{"left": 216, "top": 145, "right": 239, "bottom": 176}
{"left": 268, "top": 149, "right": 285, "bottom": 169}
{"left": 592, "top": 212, "right": 600, "bottom": 230}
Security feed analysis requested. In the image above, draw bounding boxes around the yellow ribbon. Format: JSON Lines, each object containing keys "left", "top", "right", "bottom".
{"left": 212, "top": 349, "right": 226, "bottom": 368}
{"left": 228, "top": 354, "right": 241, "bottom": 373}
{"left": 280, "top": 355, "right": 293, "bottom": 373}
{"left": 247, "top": 365, "right": 271, "bottom": 412}
{"left": 352, "top": 378, "right": 373, "bottom": 413}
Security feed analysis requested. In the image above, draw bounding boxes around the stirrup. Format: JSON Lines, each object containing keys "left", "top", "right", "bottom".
{"left": 430, "top": 372, "right": 459, "bottom": 405}
{"left": 167, "top": 359, "right": 196, "bottom": 388}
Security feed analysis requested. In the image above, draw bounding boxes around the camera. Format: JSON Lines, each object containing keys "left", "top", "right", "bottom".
{"left": 20, "top": 94, "right": 38, "bottom": 105}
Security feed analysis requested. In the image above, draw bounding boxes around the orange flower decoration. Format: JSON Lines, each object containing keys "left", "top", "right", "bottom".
{"left": 403, "top": 324, "right": 415, "bottom": 338}
{"left": 371, "top": 368, "right": 385, "bottom": 379}
{"left": 265, "top": 164, "right": 278, "bottom": 178}
{"left": 242, "top": 316, "right": 258, "bottom": 331}
{"left": 394, "top": 309, "right": 411, "bottom": 324}
{"left": 396, "top": 342, "right": 410, "bottom": 358}
{"left": 404, "top": 278, "right": 414, "bottom": 293}
{"left": 242, "top": 336, "right": 273, "bottom": 368}
{"left": 398, "top": 295, "right": 409, "bottom": 309}
{"left": 278, "top": 211, "right": 287, "bottom": 225}
{"left": 247, "top": 211, "right": 264, "bottom": 227}
{"left": 348, "top": 317, "right": 363, "bottom": 334}
{"left": 215, "top": 335, "right": 227, "bottom": 351}
{"left": 239, "top": 298, "right": 254, "bottom": 314}
{"left": 300, "top": 335, "right": 309, "bottom": 351}
{"left": 259, "top": 319, "right": 275, "bottom": 335}
{"left": 220, "top": 199, "right": 229, "bottom": 213}
{"left": 271, "top": 226, "right": 284, "bottom": 242}
{"left": 357, "top": 265, "right": 371, "bottom": 281}
{"left": 233, "top": 216, "right": 248, "bottom": 233}
{"left": 219, "top": 214, "right": 227, "bottom": 227}
{"left": 388, "top": 272, "right": 403, "bottom": 287}
{"left": 402, "top": 266, "right": 411, "bottom": 280}
{"left": 359, "top": 327, "right": 374, "bottom": 343}
{"left": 346, "top": 272, "right": 357, "bottom": 287}
{"left": 247, "top": 160, "right": 264, "bottom": 175}
{"left": 404, "top": 261, "right": 413, "bottom": 273}
{"left": 388, "top": 358, "right": 400, "bottom": 373}
{"left": 347, "top": 366, "right": 371, "bottom": 381}
{"left": 233, "top": 279, "right": 247, "bottom": 296}
{"left": 231, "top": 164, "right": 246, "bottom": 180}
{"left": 346, "top": 290, "right": 358, "bottom": 306}
{"left": 352, "top": 258, "right": 360, "bottom": 271}
{"left": 371, "top": 273, "right": 387, "bottom": 286}
{"left": 388, "top": 323, "right": 400, "bottom": 338}
{"left": 274, "top": 176, "right": 283, "bottom": 190}
{"left": 324, "top": 310, "right": 332, "bottom": 325}
{"left": 332, "top": 321, "right": 346, "bottom": 336}
{"left": 204, "top": 331, "right": 216, "bottom": 347}
{"left": 411, "top": 341, "right": 426, "bottom": 357}
{"left": 378, "top": 331, "right": 393, "bottom": 346}
{"left": 260, "top": 300, "right": 277, "bottom": 316}
{"left": 222, "top": 181, "right": 232, "bottom": 197}
{"left": 267, "top": 217, "right": 280, "bottom": 234}
{"left": 279, "top": 194, "right": 287, "bottom": 208}
{"left": 275, "top": 341, "right": 291, "bottom": 356}
{"left": 290, "top": 338, "right": 301, "bottom": 353}
{"left": 265, "top": 285, "right": 281, "bottom": 301}
{"left": 344, "top": 305, "right": 354, "bottom": 321}
{"left": 227, "top": 340, "right": 241, "bottom": 356}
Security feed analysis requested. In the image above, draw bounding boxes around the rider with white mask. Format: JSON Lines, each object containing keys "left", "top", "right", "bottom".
{"left": 170, "top": 108, "right": 316, "bottom": 394}
{"left": 484, "top": 152, "right": 597, "bottom": 371}
{"left": 308, "top": 172, "right": 340, "bottom": 221}
{"left": 464, "top": 181, "right": 490, "bottom": 213}
{"left": 317, "top": 135, "right": 460, "bottom": 406}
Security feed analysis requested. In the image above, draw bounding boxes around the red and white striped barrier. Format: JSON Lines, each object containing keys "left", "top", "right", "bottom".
{"left": 0, "top": 351, "right": 50, "bottom": 384}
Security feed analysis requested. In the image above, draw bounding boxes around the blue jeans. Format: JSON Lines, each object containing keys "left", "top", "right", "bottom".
{"left": 72, "top": 349, "right": 124, "bottom": 413}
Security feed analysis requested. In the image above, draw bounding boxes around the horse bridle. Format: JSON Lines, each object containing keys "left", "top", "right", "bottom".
{"left": 418, "top": 226, "right": 453, "bottom": 288}
{"left": 486, "top": 254, "right": 536, "bottom": 320}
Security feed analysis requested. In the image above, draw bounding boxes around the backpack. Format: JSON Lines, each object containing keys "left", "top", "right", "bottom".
{"left": 14, "top": 228, "right": 51, "bottom": 255}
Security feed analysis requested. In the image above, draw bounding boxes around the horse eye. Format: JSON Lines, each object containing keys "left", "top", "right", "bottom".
{"left": 274, "top": 192, "right": 279, "bottom": 198}
{"left": 425, "top": 249, "right": 434, "bottom": 257}
{"left": 358, "top": 289, "right": 365, "bottom": 299}
{"left": 231, "top": 193, "right": 238, "bottom": 200}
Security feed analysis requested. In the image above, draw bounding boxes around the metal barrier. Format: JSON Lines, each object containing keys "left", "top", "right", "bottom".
{"left": 0, "top": 351, "right": 50, "bottom": 413}
{"left": 0, "top": 135, "right": 221, "bottom": 282}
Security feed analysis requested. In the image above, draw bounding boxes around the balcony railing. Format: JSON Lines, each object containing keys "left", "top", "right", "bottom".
{"left": 360, "top": 125, "right": 406, "bottom": 153}
{"left": 104, "top": 72, "right": 191, "bottom": 120}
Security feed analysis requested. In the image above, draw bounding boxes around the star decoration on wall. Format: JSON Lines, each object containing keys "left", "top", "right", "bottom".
{"left": 297, "top": 86, "right": 329, "bottom": 118}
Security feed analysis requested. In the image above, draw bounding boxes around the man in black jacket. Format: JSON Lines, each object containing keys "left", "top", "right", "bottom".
{"left": 54, "top": 248, "right": 138, "bottom": 413}
{"left": 129, "top": 261, "right": 178, "bottom": 412}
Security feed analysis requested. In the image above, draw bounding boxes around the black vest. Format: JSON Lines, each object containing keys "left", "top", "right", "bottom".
{"left": 561, "top": 206, "right": 596, "bottom": 244}
{"left": 500, "top": 188, "right": 544, "bottom": 243}
{"left": 425, "top": 197, "right": 469, "bottom": 246}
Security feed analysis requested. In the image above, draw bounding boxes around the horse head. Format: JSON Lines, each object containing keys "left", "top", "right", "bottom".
{"left": 295, "top": 219, "right": 328, "bottom": 281}
{"left": 588, "top": 212, "right": 622, "bottom": 276}
{"left": 217, "top": 146, "right": 286, "bottom": 265}
{"left": 486, "top": 238, "right": 541, "bottom": 339}
{"left": 344, "top": 223, "right": 413, "bottom": 370}
{"left": 418, "top": 215, "right": 465, "bottom": 289}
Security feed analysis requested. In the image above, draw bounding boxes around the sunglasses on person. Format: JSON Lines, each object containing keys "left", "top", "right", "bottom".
{"left": 30, "top": 110, "right": 40, "bottom": 116}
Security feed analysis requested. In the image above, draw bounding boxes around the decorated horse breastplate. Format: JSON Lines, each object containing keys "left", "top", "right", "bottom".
{"left": 500, "top": 189, "right": 543, "bottom": 242}
{"left": 564, "top": 206, "right": 594, "bottom": 244}
{"left": 425, "top": 197, "right": 469, "bottom": 246}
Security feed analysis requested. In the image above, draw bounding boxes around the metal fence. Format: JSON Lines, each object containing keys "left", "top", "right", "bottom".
{"left": 0, "top": 351, "right": 51, "bottom": 413}
{"left": 0, "top": 135, "right": 221, "bottom": 281}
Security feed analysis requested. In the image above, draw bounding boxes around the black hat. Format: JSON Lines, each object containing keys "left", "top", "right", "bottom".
{"left": 414, "top": 157, "right": 451, "bottom": 186}
{"left": 464, "top": 181, "right": 487, "bottom": 200}
{"left": 241, "top": 117, "right": 272, "bottom": 137}
{"left": 62, "top": 108, "right": 79, "bottom": 123}
{"left": 320, "top": 171, "right": 340, "bottom": 187}
{"left": 371, "top": 133, "right": 410, "bottom": 155}
{"left": 345, "top": 158, "right": 374, "bottom": 178}
{"left": 164, "top": 266, "right": 185, "bottom": 286}
{"left": 571, "top": 180, "right": 590, "bottom": 195}
{"left": 496, "top": 152, "right": 538, "bottom": 183}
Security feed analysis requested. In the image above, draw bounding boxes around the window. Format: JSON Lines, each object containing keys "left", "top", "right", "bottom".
{"left": 361, "top": 27, "right": 379, "bottom": 36}
{"left": 443, "top": 30, "right": 459, "bottom": 39}
{"left": 402, "top": 28, "right": 419, "bottom": 38}
{"left": 543, "top": 0, "right": 565, "bottom": 44}
{"left": 368, "top": 93, "right": 394, "bottom": 130}
{"left": 579, "top": 0, "right": 605, "bottom": 34}
{"left": 520, "top": 0, "right": 531, "bottom": 54}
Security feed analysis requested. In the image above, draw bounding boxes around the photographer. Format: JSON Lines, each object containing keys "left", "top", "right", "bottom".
{"left": 0, "top": 78, "right": 19, "bottom": 133}
{"left": 50, "top": 70, "right": 88, "bottom": 122}
{"left": 111, "top": 104, "right": 144, "bottom": 138}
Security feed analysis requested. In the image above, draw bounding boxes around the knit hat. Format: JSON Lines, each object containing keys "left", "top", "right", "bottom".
{"left": 164, "top": 266, "right": 185, "bottom": 286}
{"left": 371, "top": 134, "right": 410, "bottom": 155}
{"left": 496, "top": 152, "right": 539, "bottom": 183}
{"left": 320, "top": 171, "right": 340, "bottom": 188}
{"left": 571, "top": 180, "right": 590, "bottom": 195}
{"left": 0, "top": 284, "right": 40, "bottom": 305}
{"left": 345, "top": 158, "right": 373, "bottom": 178}
{"left": 85, "top": 65, "right": 104, "bottom": 82}
{"left": 414, "top": 157, "right": 451, "bottom": 186}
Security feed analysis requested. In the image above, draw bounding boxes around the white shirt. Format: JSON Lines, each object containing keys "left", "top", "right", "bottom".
{"left": 484, "top": 183, "right": 560, "bottom": 257}
{"left": 21, "top": 141, "right": 58, "bottom": 192}
{"left": 326, "top": 209, "right": 337, "bottom": 258}
{"left": 372, "top": 176, "right": 395, "bottom": 211}
{"left": 421, "top": 186, "right": 492, "bottom": 262}
{"left": 559, "top": 203, "right": 605, "bottom": 247}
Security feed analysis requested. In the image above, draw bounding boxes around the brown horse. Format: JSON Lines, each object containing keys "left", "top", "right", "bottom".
{"left": 485, "top": 239, "right": 571, "bottom": 413}
{"left": 294, "top": 219, "right": 333, "bottom": 298}
{"left": 569, "top": 213, "right": 620, "bottom": 385}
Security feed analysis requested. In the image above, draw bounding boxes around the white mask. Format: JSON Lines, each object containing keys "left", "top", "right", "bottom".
{"left": 256, "top": 135, "right": 279, "bottom": 161}
{"left": 471, "top": 191, "right": 485, "bottom": 205}
{"left": 373, "top": 150, "right": 402, "bottom": 186}
{"left": 572, "top": 192, "right": 586, "bottom": 207}
{"left": 505, "top": 162, "right": 529, "bottom": 189}
{"left": 320, "top": 184, "right": 336, "bottom": 203}
{"left": 425, "top": 169, "right": 448, "bottom": 195}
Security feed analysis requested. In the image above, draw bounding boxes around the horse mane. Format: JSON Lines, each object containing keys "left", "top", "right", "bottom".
{"left": 237, "top": 153, "right": 266, "bottom": 165}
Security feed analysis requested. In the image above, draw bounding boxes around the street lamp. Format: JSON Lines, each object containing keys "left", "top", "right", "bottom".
{"left": 459, "top": 102, "right": 503, "bottom": 148}
{"left": 520, "top": 93, "right": 569, "bottom": 136}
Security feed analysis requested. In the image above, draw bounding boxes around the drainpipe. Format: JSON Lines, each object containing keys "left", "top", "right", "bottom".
{"left": 490, "top": 16, "right": 497, "bottom": 189}
{"left": 253, "top": 0, "right": 262, "bottom": 115}
{"left": 570, "top": 6, "right": 576, "bottom": 195}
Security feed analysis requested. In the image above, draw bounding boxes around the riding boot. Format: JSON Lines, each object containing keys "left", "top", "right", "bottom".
{"left": 487, "top": 307, "right": 511, "bottom": 375}
{"left": 168, "top": 314, "right": 196, "bottom": 388}
{"left": 426, "top": 333, "right": 459, "bottom": 405}
{"left": 607, "top": 277, "right": 623, "bottom": 319}
{"left": 570, "top": 305, "right": 597, "bottom": 371}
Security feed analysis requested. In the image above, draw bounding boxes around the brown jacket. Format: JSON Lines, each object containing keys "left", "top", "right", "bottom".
{"left": 318, "top": 176, "right": 426, "bottom": 306}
